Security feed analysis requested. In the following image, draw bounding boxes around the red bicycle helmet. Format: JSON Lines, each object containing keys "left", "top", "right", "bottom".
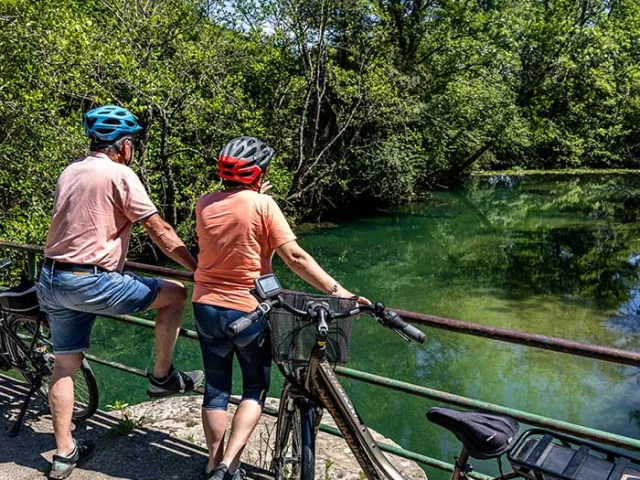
{"left": 218, "top": 136, "right": 275, "bottom": 184}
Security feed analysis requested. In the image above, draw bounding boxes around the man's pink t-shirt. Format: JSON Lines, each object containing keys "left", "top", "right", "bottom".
{"left": 193, "top": 189, "right": 297, "bottom": 313}
{"left": 44, "top": 153, "right": 157, "bottom": 272}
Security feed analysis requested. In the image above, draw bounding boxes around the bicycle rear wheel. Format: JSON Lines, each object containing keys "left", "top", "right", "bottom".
{"left": 274, "top": 389, "right": 316, "bottom": 480}
{"left": 6, "top": 315, "right": 99, "bottom": 421}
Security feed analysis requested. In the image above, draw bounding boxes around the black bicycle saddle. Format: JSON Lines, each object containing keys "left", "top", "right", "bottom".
{"left": 427, "top": 407, "right": 520, "bottom": 459}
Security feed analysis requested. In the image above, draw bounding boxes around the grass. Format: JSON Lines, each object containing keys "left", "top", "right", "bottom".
{"left": 325, "top": 459, "right": 334, "bottom": 480}
{"left": 105, "top": 400, "right": 148, "bottom": 438}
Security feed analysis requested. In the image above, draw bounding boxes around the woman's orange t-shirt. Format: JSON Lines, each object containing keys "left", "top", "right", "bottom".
{"left": 192, "top": 189, "right": 297, "bottom": 312}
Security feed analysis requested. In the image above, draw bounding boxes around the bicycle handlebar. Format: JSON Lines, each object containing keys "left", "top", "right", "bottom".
{"left": 379, "top": 309, "right": 426, "bottom": 343}
{"left": 226, "top": 295, "right": 426, "bottom": 344}
{"left": 225, "top": 299, "right": 277, "bottom": 337}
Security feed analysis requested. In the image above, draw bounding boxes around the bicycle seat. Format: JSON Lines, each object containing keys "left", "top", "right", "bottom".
{"left": 427, "top": 407, "right": 519, "bottom": 459}
{"left": 0, "top": 282, "right": 40, "bottom": 316}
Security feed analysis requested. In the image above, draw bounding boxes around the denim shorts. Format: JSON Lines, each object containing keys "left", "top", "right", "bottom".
{"left": 36, "top": 264, "right": 160, "bottom": 354}
{"left": 193, "top": 302, "right": 271, "bottom": 410}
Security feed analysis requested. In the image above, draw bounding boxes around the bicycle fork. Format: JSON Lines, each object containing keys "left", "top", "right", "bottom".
{"left": 274, "top": 382, "right": 319, "bottom": 480}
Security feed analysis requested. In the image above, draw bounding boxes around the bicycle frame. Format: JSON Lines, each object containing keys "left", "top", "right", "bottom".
{"left": 0, "top": 312, "right": 42, "bottom": 374}
{"left": 447, "top": 445, "right": 520, "bottom": 480}
{"left": 279, "top": 342, "right": 406, "bottom": 480}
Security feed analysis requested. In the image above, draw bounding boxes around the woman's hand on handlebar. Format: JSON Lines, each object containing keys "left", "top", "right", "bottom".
{"left": 332, "top": 286, "right": 371, "bottom": 306}
{"left": 356, "top": 296, "right": 372, "bottom": 306}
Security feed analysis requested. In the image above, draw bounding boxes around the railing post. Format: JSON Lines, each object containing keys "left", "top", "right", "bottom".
{"left": 27, "top": 251, "right": 38, "bottom": 280}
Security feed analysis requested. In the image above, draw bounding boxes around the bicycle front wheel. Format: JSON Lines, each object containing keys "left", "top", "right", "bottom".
{"left": 6, "top": 315, "right": 99, "bottom": 421}
{"left": 274, "top": 395, "right": 316, "bottom": 480}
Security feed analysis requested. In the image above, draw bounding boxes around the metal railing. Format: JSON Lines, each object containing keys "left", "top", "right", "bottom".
{"left": 1, "top": 240, "right": 639, "bottom": 480}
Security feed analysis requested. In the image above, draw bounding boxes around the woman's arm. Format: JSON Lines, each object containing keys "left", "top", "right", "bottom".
{"left": 276, "top": 240, "right": 370, "bottom": 304}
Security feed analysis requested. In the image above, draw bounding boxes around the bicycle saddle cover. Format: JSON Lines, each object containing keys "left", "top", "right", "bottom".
{"left": 0, "top": 282, "right": 39, "bottom": 316}
{"left": 427, "top": 407, "right": 519, "bottom": 459}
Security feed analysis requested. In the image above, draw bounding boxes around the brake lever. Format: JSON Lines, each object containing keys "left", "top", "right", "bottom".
{"left": 393, "top": 328, "right": 412, "bottom": 343}
{"left": 375, "top": 315, "right": 412, "bottom": 343}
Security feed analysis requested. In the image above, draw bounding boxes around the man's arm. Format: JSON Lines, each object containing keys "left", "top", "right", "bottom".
{"left": 141, "top": 213, "right": 198, "bottom": 272}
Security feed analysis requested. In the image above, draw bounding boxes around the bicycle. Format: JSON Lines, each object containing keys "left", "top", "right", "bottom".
{"left": 426, "top": 406, "right": 640, "bottom": 480}
{"left": 0, "top": 259, "right": 99, "bottom": 436}
{"left": 226, "top": 273, "right": 426, "bottom": 480}
{"left": 229, "top": 274, "right": 640, "bottom": 480}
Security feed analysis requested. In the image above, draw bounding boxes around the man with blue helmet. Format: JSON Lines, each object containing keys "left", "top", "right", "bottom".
{"left": 36, "top": 105, "right": 204, "bottom": 479}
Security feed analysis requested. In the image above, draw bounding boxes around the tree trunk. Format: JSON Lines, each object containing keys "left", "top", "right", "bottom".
{"left": 445, "top": 141, "right": 493, "bottom": 181}
{"left": 157, "top": 107, "right": 178, "bottom": 227}
{"left": 137, "top": 106, "right": 153, "bottom": 193}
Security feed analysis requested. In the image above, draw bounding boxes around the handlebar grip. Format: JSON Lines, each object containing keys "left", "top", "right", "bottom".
{"left": 402, "top": 323, "right": 426, "bottom": 344}
{"left": 383, "top": 311, "right": 426, "bottom": 343}
{"left": 226, "top": 310, "right": 261, "bottom": 337}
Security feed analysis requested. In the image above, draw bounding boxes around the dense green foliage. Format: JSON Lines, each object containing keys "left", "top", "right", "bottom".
{"left": 1, "top": 0, "right": 640, "bottom": 252}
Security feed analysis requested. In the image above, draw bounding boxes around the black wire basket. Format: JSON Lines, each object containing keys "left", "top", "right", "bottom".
{"left": 267, "top": 292, "right": 357, "bottom": 365}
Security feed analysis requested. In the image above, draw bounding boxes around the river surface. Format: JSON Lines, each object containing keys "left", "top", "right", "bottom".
{"left": 62, "top": 175, "right": 640, "bottom": 476}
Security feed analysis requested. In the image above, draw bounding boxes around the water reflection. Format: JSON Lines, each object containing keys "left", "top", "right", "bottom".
{"left": 279, "top": 174, "right": 639, "bottom": 477}
{"left": 609, "top": 287, "right": 640, "bottom": 333}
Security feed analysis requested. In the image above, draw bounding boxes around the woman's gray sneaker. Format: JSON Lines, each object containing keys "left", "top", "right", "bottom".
{"left": 229, "top": 468, "right": 247, "bottom": 480}
{"left": 200, "top": 463, "right": 245, "bottom": 480}
{"left": 202, "top": 462, "right": 228, "bottom": 480}
{"left": 147, "top": 365, "right": 204, "bottom": 397}
{"left": 49, "top": 440, "right": 95, "bottom": 479}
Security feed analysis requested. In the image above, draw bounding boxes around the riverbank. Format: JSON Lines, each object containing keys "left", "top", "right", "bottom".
{"left": 471, "top": 168, "right": 640, "bottom": 176}
{"left": 0, "top": 375, "right": 426, "bottom": 479}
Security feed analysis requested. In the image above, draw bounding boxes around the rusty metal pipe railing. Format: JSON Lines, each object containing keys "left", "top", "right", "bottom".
{"left": 0, "top": 242, "right": 194, "bottom": 281}
{"left": 3, "top": 240, "right": 637, "bottom": 367}
{"left": 84, "top": 354, "right": 493, "bottom": 480}
{"left": 96, "top": 312, "right": 640, "bottom": 451}
{"left": 1, "top": 240, "right": 639, "bottom": 475}
{"left": 393, "top": 308, "right": 640, "bottom": 367}
{"left": 335, "top": 367, "right": 640, "bottom": 451}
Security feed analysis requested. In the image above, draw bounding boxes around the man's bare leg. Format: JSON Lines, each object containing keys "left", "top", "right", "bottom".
{"left": 146, "top": 279, "right": 187, "bottom": 378}
{"left": 49, "top": 353, "right": 83, "bottom": 456}
{"left": 203, "top": 409, "right": 227, "bottom": 471}
{"left": 220, "top": 400, "right": 263, "bottom": 469}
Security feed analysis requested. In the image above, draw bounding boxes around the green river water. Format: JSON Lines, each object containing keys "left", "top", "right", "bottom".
{"left": 27, "top": 175, "right": 640, "bottom": 477}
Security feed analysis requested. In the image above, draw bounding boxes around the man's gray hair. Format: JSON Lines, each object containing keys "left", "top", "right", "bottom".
{"left": 90, "top": 134, "right": 133, "bottom": 155}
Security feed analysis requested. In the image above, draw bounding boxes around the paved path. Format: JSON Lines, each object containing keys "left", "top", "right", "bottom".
{"left": 0, "top": 376, "right": 239, "bottom": 480}
{"left": 0, "top": 374, "right": 426, "bottom": 480}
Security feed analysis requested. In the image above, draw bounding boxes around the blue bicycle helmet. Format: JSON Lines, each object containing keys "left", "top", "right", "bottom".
{"left": 83, "top": 105, "right": 142, "bottom": 142}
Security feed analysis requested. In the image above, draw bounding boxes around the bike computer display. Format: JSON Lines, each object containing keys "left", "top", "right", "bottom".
{"left": 254, "top": 274, "right": 282, "bottom": 299}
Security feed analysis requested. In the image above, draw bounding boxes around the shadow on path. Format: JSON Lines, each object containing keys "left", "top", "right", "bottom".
{"left": 0, "top": 375, "right": 272, "bottom": 480}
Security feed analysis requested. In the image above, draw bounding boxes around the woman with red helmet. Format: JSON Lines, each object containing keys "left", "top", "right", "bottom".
{"left": 192, "top": 136, "right": 369, "bottom": 480}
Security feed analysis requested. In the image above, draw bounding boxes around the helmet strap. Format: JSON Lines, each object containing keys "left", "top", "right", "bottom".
{"left": 249, "top": 172, "right": 266, "bottom": 192}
